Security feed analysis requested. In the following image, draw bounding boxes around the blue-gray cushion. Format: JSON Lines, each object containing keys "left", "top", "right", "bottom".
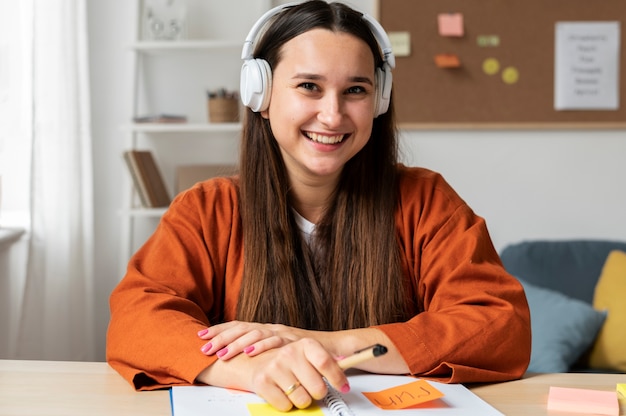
{"left": 501, "top": 240, "right": 626, "bottom": 304}
{"left": 519, "top": 277, "right": 607, "bottom": 373}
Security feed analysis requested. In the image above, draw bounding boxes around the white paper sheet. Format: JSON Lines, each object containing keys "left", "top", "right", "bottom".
{"left": 554, "top": 21, "right": 621, "bottom": 110}
{"left": 170, "top": 374, "right": 504, "bottom": 416}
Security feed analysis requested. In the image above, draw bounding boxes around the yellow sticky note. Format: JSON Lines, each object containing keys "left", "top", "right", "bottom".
{"left": 438, "top": 13, "right": 464, "bottom": 37}
{"left": 547, "top": 386, "right": 619, "bottom": 416}
{"left": 618, "top": 384, "right": 626, "bottom": 398}
{"left": 362, "top": 379, "right": 444, "bottom": 410}
{"left": 247, "top": 402, "right": 324, "bottom": 415}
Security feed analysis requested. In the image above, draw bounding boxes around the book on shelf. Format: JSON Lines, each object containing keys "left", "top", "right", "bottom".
{"left": 170, "top": 373, "right": 503, "bottom": 416}
{"left": 123, "top": 150, "right": 171, "bottom": 208}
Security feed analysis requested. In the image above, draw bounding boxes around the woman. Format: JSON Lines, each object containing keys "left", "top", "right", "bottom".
{"left": 107, "top": 1, "right": 530, "bottom": 412}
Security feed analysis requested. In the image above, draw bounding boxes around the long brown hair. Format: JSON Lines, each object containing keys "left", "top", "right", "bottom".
{"left": 236, "top": 1, "right": 407, "bottom": 330}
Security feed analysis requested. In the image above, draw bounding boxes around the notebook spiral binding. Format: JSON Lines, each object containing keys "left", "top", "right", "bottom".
{"left": 323, "top": 383, "right": 355, "bottom": 416}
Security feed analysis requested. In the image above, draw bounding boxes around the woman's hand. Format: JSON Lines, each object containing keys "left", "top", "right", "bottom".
{"left": 199, "top": 322, "right": 411, "bottom": 375}
{"left": 198, "top": 320, "right": 309, "bottom": 360}
{"left": 196, "top": 338, "right": 350, "bottom": 412}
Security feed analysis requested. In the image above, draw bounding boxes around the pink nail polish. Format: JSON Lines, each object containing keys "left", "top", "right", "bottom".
{"left": 340, "top": 383, "right": 350, "bottom": 394}
{"left": 216, "top": 348, "right": 228, "bottom": 358}
{"left": 244, "top": 346, "right": 255, "bottom": 354}
{"left": 200, "top": 342, "right": 212, "bottom": 354}
{"left": 197, "top": 328, "right": 208, "bottom": 337}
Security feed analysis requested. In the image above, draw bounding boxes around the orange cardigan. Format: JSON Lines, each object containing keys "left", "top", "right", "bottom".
{"left": 107, "top": 166, "right": 530, "bottom": 390}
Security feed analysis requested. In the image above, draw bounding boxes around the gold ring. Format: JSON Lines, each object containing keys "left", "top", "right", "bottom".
{"left": 283, "top": 381, "right": 301, "bottom": 396}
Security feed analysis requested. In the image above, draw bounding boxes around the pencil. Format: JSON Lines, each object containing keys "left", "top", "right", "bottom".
{"left": 337, "top": 344, "right": 388, "bottom": 370}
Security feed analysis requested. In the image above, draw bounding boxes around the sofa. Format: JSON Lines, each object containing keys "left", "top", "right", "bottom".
{"left": 499, "top": 239, "right": 626, "bottom": 374}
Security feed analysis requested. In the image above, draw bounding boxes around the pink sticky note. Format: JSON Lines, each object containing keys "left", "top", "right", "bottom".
{"left": 438, "top": 13, "right": 464, "bottom": 37}
{"left": 547, "top": 386, "right": 619, "bottom": 416}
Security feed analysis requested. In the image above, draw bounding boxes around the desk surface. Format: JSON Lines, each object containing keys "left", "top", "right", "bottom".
{"left": 0, "top": 360, "right": 624, "bottom": 415}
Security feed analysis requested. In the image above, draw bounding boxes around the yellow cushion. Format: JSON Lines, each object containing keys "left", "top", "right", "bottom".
{"left": 589, "top": 250, "right": 626, "bottom": 371}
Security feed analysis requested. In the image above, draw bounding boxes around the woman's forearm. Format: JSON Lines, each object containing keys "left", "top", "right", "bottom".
{"left": 294, "top": 327, "right": 410, "bottom": 374}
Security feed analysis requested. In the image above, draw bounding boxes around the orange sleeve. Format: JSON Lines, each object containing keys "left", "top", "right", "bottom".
{"left": 375, "top": 167, "right": 531, "bottom": 383}
{"left": 106, "top": 178, "right": 244, "bottom": 390}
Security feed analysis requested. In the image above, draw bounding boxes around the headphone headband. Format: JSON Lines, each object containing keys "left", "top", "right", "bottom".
{"left": 360, "top": 12, "right": 396, "bottom": 70}
{"left": 241, "top": 2, "right": 299, "bottom": 60}
{"left": 240, "top": 1, "right": 395, "bottom": 116}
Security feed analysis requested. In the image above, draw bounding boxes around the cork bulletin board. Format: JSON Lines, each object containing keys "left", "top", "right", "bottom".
{"left": 378, "top": 0, "right": 626, "bottom": 128}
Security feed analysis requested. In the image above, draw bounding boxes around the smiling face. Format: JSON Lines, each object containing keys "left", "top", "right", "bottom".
{"left": 261, "top": 28, "right": 377, "bottom": 187}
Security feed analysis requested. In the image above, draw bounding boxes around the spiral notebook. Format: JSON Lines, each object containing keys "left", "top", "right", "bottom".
{"left": 170, "top": 373, "right": 503, "bottom": 415}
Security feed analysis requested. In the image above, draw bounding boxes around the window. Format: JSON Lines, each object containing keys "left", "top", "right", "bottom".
{"left": 0, "top": 1, "right": 31, "bottom": 229}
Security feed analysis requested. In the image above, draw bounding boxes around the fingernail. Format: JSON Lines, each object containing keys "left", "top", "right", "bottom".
{"left": 200, "top": 342, "right": 212, "bottom": 354}
{"left": 197, "top": 328, "right": 208, "bottom": 337}
{"left": 216, "top": 348, "right": 228, "bottom": 358}
{"left": 243, "top": 346, "right": 255, "bottom": 354}
{"left": 340, "top": 383, "right": 350, "bottom": 394}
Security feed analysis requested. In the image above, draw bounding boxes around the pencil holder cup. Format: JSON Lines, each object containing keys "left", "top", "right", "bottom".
{"left": 208, "top": 97, "right": 239, "bottom": 123}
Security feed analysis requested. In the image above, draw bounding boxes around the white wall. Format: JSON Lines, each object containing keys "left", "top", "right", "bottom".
{"left": 398, "top": 129, "right": 626, "bottom": 251}
{"left": 88, "top": 0, "right": 136, "bottom": 361}
{"left": 87, "top": 1, "right": 626, "bottom": 361}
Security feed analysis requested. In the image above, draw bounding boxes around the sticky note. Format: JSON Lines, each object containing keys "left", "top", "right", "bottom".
{"left": 547, "top": 386, "right": 619, "bottom": 416}
{"left": 362, "top": 379, "right": 444, "bottom": 410}
{"left": 388, "top": 31, "right": 411, "bottom": 57}
{"left": 434, "top": 54, "right": 461, "bottom": 68}
{"left": 618, "top": 383, "right": 626, "bottom": 398}
{"left": 438, "top": 13, "right": 464, "bottom": 37}
{"left": 247, "top": 402, "right": 324, "bottom": 415}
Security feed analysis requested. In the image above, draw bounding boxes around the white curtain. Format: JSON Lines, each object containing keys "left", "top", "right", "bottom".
{"left": 4, "top": 0, "right": 96, "bottom": 361}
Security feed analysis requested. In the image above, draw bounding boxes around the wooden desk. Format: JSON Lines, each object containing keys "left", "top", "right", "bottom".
{"left": 1, "top": 360, "right": 624, "bottom": 415}
{"left": 0, "top": 360, "right": 169, "bottom": 416}
{"left": 471, "top": 372, "right": 625, "bottom": 415}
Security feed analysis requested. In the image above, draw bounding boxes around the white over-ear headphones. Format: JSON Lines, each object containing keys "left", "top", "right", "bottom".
{"left": 240, "top": 2, "right": 395, "bottom": 117}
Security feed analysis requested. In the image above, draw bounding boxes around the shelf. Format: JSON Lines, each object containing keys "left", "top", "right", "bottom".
{"left": 129, "top": 40, "right": 242, "bottom": 53}
{"left": 124, "top": 122, "right": 242, "bottom": 133}
{"left": 0, "top": 228, "right": 26, "bottom": 249}
{"left": 119, "top": 1, "right": 264, "bottom": 265}
{"left": 121, "top": 208, "right": 168, "bottom": 218}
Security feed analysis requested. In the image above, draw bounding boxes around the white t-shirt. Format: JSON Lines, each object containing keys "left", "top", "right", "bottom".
{"left": 292, "top": 209, "right": 316, "bottom": 246}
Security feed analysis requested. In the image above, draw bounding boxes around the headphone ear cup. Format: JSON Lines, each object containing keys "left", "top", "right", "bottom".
{"left": 240, "top": 58, "right": 272, "bottom": 112}
{"left": 374, "top": 64, "right": 392, "bottom": 117}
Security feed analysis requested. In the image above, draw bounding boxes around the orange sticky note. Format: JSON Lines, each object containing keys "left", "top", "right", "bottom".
{"left": 434, "top": 54, "right": 461, "bottom": 68}
{"left": 547, "top": 386, "right": 619, "bottom": 416}
{"left": 438, "top": 13, "right": 464, "bottom": 37}
{"left": 362, "top": 379, "right": 444, "bottom": 410}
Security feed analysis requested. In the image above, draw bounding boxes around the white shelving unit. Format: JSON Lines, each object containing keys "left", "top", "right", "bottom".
{"left": 122, "top": 122, "right": 241, "bottom": 133}
{"left": 120, "top": 0, "right": 273, "bottom": 271}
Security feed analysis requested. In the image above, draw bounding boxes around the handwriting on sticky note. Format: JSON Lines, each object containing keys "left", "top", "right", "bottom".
{"left": 617, "top": 383, "right": 626, "bottom": 398}
{"left": 362, "top": 379, "right": 444, "bottom": 410}
{"left": 438, "top": 13, "right": 464, "bottom": 37}
{"left": 547, "top": 386, "right": 619, "bottom": 416}
{"left": 247, "top": 402, "right": 325, "bottom": 416}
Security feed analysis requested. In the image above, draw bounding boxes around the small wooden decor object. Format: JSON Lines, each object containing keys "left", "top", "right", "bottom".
{"left": 208, "top": 97, "right": 239, "bottom": 123}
